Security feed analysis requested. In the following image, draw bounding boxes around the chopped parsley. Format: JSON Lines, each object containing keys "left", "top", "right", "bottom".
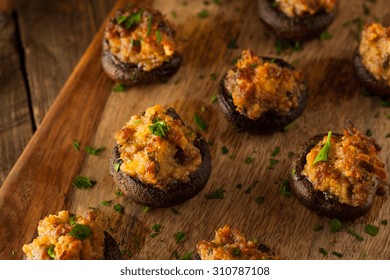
{"left": 227, "top": 36, "right": 238, "bottom": 49}
{"left": 73, "top": 175, "right": 96, "bottom": 189}
{"left": 245, "top": 156, "right": 254, "bottom": 164}
{"left": 142, "top": 206, "right": 150, "bottom": 213}
{"left": 313, "top": 225, "right": 324, "bottom": 232}
{"left": 171, "top": 11, "right": 177, "bottom": 18}
{"left": 131, "top": 39, "right": 141, "bottom": 46}
{"left": 149, "top": 119, "right": 169, "bottom": 137}
{"left": 47, "top": 245, "right": 55, "bottom": 260}
{"left": 319, "top": 248, "right": 328, "bottom": 256}
{"left": 255, "top": 196, "right": 265, "bottom": 205}
{"left": 283, "top": 121, "right": 296, "bottom": 131}
{"left": 175, "top": 232, "right": 186, "bottom": 243}
{"left": 100, "top": 200, "right": 112, "bottom": 206}
{"left": 330, "top": 218, "right": 342, "bottom": 233}
{"left": 268, "top": 158, "right": 279, "bottom": 169}
{"left": 114, "top": 203, "right": 124, "bottom": 214}
{"left": 236, "top": 183, "right": 243, "bottom": 189}
{"left": 381, "top": 219, "right": 388, "bottom": 226}
{"left": 147, "top": 15, "right": 153, "bottom": 36}
{"left": 69, "top": 214, "right": 76, "bottom": 226}
{"left": 194, "top": 113, "right": 208, "bottom": 131}
{"left": 229, "top": 153, "right": 236, "bottom": 160}
{"left": 181, "top": 250, "right": 194, "bottom": 260}
{"left": 332, "top": 251, "right": 343, "bottom": 258}
{"left": 313, "top": 130, "right": 332, "bottom": 165}
{"left": 115, "top": 188, "right": 123, "bottom": 197}
{"left": 279, "top": 180, "right": 291, "bottom": 197}
{"left": 365, "top": 129, "right": 373, "bottom": 137}
{"left": 213, "top": 0, "right": 221, "bottom": 5}
{"left": 204, "top": 187, "right": 225, "bottom": 199}
{"left": 347, "top": 229, "right": 364, "bottom": 241}
{"left": 114, "top": 159, "right": 123, "bottom": 172}
{"left": 155, "top": 30, "right": 162, "bottom": 44}
{"left": 210, "top": 95, "right": 218, "bottom": 103}
{"left": 69, "top": 224, "right": 92, "bottom": 240}
{"left": 271, "top": 146, "right": 280, "bottom": 157}
{"left": 85, "top": 146, "right": 106, "bottom": 156}
{"left": 117, "top": 10, "right": 143, "bottom": 29}
{"left": 210, "top": 73, "right": 217, "bottom": 81}
{"left": 73, "top": 140, "right": 80, "bottom": 151}
{"left": 275, "top": 39, "right": 302, "bottom": 55}
{"left": 151, "top": 224, "right": 162, "bottom": 238}
{"left": 288, "top": 152, "right": 295, "bottom": 158}
{"left": 271, "top": 1, "right": 278, "bottom": 8}
{"left": 198, "top": 9, "right": 209, "bottom": 18}
{"left": 365, "top": 224, "right": 379, "bottom": 236}
{"left": 245, "top": 180, "right": 259, "bottom": 194}
{"left": 221, "top": 146, "right": 229, "bottom": 155}
{"left": 171, "top": 208, "right": 181, "bottom": 215}
{"left": 319, "top": 31, "right": 332, "bottom": 40}
{"left": 232, "top": 248, "right": 241, "bottom": 256}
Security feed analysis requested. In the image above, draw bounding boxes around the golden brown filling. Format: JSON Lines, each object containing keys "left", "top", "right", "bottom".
{"left": 224, "top": 50, "right": 305, "bottom": 120}
{"left": 303, "top": 126, "right": 388, "bottom": 207}
{"left": 275, "top": 0, "right": 336, "bottom": 18}
{"left": 196, "top": 225, "right": 280, "bottom": 260}
{"left": 359, "top": 23, "right": 390, "bottom": 87}
{"left": 105, "top": 8, "right": 176, "bottom": 71}
{"left": 115, "top": 105, "right": 202, "bottom": 186}
{"left": 22, "top": 211, "right": 105, "bottom": 260}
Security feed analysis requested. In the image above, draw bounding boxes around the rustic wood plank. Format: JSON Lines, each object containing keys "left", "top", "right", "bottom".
{"left": 0, "top": 10, "right": 33, "bottom": 186}
{"left": 1, "top": 0, "right": 390, "bottom": 260}
{"left": 16, "top": 0, "right": 117, "bottom": 126}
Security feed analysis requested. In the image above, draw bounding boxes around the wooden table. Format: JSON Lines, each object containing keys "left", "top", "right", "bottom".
{"left": 1, "top": 0, "right": 390, "bottom": 261}
{"left": 0, "top": 0, "right": 116, "bottom": 186}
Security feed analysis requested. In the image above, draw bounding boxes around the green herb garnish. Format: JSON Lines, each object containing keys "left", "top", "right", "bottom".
{"left": 113, "top": 83, "right": 126, "bottom": 92}
{"left": 115, "top": 188, "right": 123, "bottom": 197}
{"left": 313, "top": 225, "right": 324, "bottom": 232}
{"left": 73, "top": 175, "right": 96, "bottom": 189}
{"left": 204, "top": 187, "right": 225, "bottom": 199}
{"left": 232, "top": 248, "right": 241, "bottom": 256}
{"left": 198, "top": 9, "right": 209, "bottom": 18}
{"left": 279, "top": 180, "right": 291, "bottom": 197}
{"left": 271, "top": 146, "right": 280, "bottom": 157}
{"left": 194, "top": 113, "right": 208, "bottom": 131}
{"left": 69, "top": 214, "right": 76, "bottom": 226}
{"left": 381, "top": 220, "right": 388, "bottom": 226}
{"left": 116, "top": 15, "right": 128, "bottom": 24}
{"left": 147, "top": 15, "right": 153, "bottom": 36}
{"left": 114, "top": 203, "right": 124, "bottom": 214}
{"left": 330, "top": 218, "right": 342, "bottom": 233}
{"left": 142, "top": 206, "right": 150, "bottom": 213}
{"left": 181, "top": 250, "right": 194, "bottom": 260}
{"left": 114, "top": 159, "right": 123, "bottom": 172}
{"left": 288, "top": 152, "right": 295, "bottom": 158}
{"left": 175, "top": 232, "right": 185, "bottom": 243}
{"left": 155, "top": 30, "right": 162, "bottom": 44}
{"left": 69, "top": 224, "right": 92, "bottom": 240}
{"left": 365, "top": 129, "right": 373, "bottom": 137}
{"left": 255, "top": 196, "right": 265, "bottom": 205}
{"left": 171, "top": 11, "right": 177, "bottom": 18}
{"left": 319, "top": 248, "right": 328, "bottom": 256}
{"left": 171, "top": 208, "right": 181, "bottom": 215}
{"left": 221, "top": 146, "right": 229, "bottom": 155}
{"left": 73, "top": 140, "right": 80, "bottom": 151}
{"left": 275, "top": 39, "right": 302, "bottom": 55}
{"left": 245, "top": 156, "right": 254, "bottom": 164}
{"left": 210, "top": 73, "right": 217, "bottom": 81}
{"left": 271, "top": 1, "right": 278, "bottom": 8}
{"left": 213, "top": 0, "right": 221, "bottom": 5}
{"left": 332, "top": 251, "right": 343, "bottom": 258}
{"left": 47, "top": 245, "right": 55, "bottom": 260}
{"left": 149, "top": 119, "right": 169, "bottom": 137}
{"left": 85, "top": 146, "right": 106, "bottom": 156}
{"left": 100, "top": 200, "right": 112, "bottom": 206}
{"left": 365, "top": 224, "right": 379, "bottom": 236}
{"left": 313, "top": 130, "right": 332, "bottom": 165}
{"left": 268, "top": 158, "right": 279, "bottom": 169}
{"left": 245, "top": 180, "right": 259, "bottom": 194}
{"left": 210, "top": 95, "right": 218, "bottom": 103}
{"left": 320, "top": 31, "right": 332, "bottom": 40}
{"left": 227, "top": 36, "right": 238, "bottom": 49}
{"left": 283, "top": 121, "right": 296, "bottom": 131}
{"left": 131, "top": 39, "right": 141, "bottom": 46}
{"left": 124, "top": 10, "right": 143, "bottom": 29}
{"left": 151, "top": 224, "right": 162, "bottom": 238}
{"left": 347, "top": 229, "right": 364, "bottom": 241}
{"left": 236, "top": 183, "right": 243, "bottom": 189}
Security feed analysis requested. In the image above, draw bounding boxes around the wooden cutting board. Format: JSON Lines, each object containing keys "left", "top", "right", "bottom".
{"left": 1, "top": 0, "right": 390, "bottom": 260}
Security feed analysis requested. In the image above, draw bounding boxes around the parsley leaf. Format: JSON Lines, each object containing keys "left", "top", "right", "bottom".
{"left": 313, "top": 130, "right": 332, "bottom": 165}
{"left": 204, "top": 187, "right": 225, "bottom": 199}
{"left": 73, "top": 176, "right": 96, "bottom": 189}
{"left": 85, "top": 146, "right": 106, "bottom": 156}
{"left": 73, "top": 140, "right": 80, "bottom": 151}
{"left": 47, "top": 245, "right": 55, "bottom": 260}
{"left": 330, "top": 218, "right": 342, "bottom": 233}
{"left": 365, "top": 224, "right": 379, "bottom": 236}
{"left": 198, "top": 9, "right": 209, "bottom": 18}
{"left": 114, "top": 203, "right": 124, "bottom": 214}
{"left": 175, "top": 232, "right": 186, "bottom": 243}
{"left": 69, "top": 224, "right": 92, "bottom": 240}
{"left": 149, "top": 119, "right": 169, "bottom": 137}
{"left": 113, "top": 83, "right": 126, "bottom": 92}
{"left": 194, "top": 113, "right": 208, "bottom": 131}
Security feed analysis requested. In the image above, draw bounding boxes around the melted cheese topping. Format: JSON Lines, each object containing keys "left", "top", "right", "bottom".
{"left": 359, "top": 23, "right": 390, "bottom": 87}
{"left": 105, "top": 8, "right": 176, "bottom": 71}
{"left": 197, "top": 225, "right": 280, "bottom": 260}
{"left": 302, "top": 126, "right": 388, "bottom": 207}
{"left": 115, "top": 105, "right": 202, "bottom": 186}
{"left": 22, "top": 211, "right": 105, "bottom": 260}
{"left": 275, "top": 0, "right": 336, "bottom": 18}
{"left": 224, "top": 50, "right": 305, "bottom": 120}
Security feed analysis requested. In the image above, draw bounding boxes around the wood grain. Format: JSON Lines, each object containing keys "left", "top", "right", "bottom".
{"left": 1, "top": 0, "right": 390, "bottom": 260}
{"left": 0, "top": 11, "right": 32, "bottom": 186}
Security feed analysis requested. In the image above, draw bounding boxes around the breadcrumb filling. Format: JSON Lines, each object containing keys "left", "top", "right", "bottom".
{"left": 275, "top": 0, "right": 336, "bottom": 18}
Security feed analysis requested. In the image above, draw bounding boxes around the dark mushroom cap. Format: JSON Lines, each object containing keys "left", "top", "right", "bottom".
{"left": 289, "top": 133, "right": 373, "bottom": 220}
{"left": 218, "top": 57, "right": 307, "bottom": 132}
{"left": 110, "top": 108, "right": 211, "bottom": 208}
{"left": 353, "top": 48, "right": 390, "bottom": 97}
{"left": 104, "top": 231, "right": 123, "bottom": 260}
{"left": 101, "top": 9, "right": 182, "bottom": 85}
{"left": 257, "top": 0, "right": 336, "bottom": 41}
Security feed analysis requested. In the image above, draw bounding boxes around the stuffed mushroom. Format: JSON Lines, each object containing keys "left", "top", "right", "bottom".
{"left": 258, "top": 0, "right": 337, "bottom": 41}
{"left": 289, "top": 122, "right": 388, "bottom": 219}
{"left": 102, "top": 7, "right": 182, "bottom": 85}
{"left": 353, "top": 23, "right": 390, "bottom": 96}
{"left": 110, "top": 105, "right": 211, "bottom": 208}
{"left": 22, "top": 210, "right": 122, "bottom": 260}
{"left": 196, "top": 225, "right": 280, "bottom": 260}
{"left": 218, "top": 49, "right": 307, "bottom": 132}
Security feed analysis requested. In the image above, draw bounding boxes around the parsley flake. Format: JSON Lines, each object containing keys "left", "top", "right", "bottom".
{"left": 245, "top": 180, "right": 259, "bottom": 194}
{"left": 149, "top": 119, "right": 169, "bottom": 137}
{"left": 194, "top": 113, "right": 208, "bottom": 131}
{"left": 47, "top": 245, "right": 55, "bottom": 260}
{"left": 313, "top": 130, "right": 332, "bottom": 165}
{"left": 245, "top": 156, "right": 254, "bottom": 164}
{"left": 204, "top": 187, "right": 225, "bottom": 199}
{"left": 255, "top": 196, "right": 265, "bottom": 205}
{"left": 320, "top": 31, "right": 332, "bottom": 40}
{"left": 330, "top": 218, "right": 342, "bottom": 233}
{"left": 73, "top": 176, "right": 96, "bottom": 189}
{"left": 365, "top": 224, "right": 379, "bottom": 236}
{"left": 73, "top": 140, "right": 80, "bottom": 151}
{"left": 114, "top": 203, "right": 124, "bottom": 214}
{"left": 198, "top": 9, "right": 209, "bottom": 18}
{"left": 175, "top": 231, "right": 186, "bottom": 243}
{"left": 69, "top": 224, "right": 92, "bottom": 240}
{"left": 347, "top": 229, "right": 364, "bottom": 241}
{"left": 155, "top": 30, "right": 162, "bottom": 44}
{"left": 85, "top": 146, "right": 106, "bottom": 156}
{"left": 221, "top": 146, "right": 229, "bottom": 155}
{"left": 279, "top": 180, "right": 291, "bottom": 197}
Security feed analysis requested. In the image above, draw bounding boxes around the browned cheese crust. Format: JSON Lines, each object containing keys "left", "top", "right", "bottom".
{"left": 290, "top": 123, "right": 388, "bottom": 219}
{"left": 196, "top": 225, "right": 280, "bottom": 260}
